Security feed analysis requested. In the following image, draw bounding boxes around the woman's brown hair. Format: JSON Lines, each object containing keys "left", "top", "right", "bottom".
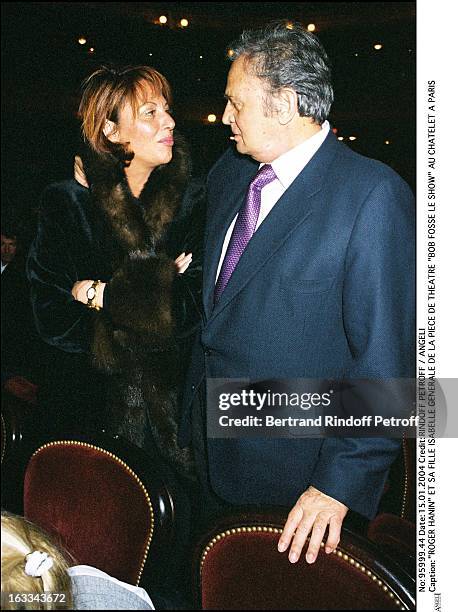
{"left": 79, "top": 65, "right": 172, "bottom": 155}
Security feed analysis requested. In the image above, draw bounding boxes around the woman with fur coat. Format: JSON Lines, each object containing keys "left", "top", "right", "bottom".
{"left": 27, "top": 65, "right": 205, "bottom": 479}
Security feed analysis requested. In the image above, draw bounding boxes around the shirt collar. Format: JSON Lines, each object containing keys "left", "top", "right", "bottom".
{"left": 262, "top": 120, "right": 330, "bottom": 189}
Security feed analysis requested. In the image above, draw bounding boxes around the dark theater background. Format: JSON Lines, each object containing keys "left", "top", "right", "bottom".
{"left": 2, "top": 1, "right": 415, "bottom": 235}
{"left": 1, "top": 5, "right": 418, "bottom": 605}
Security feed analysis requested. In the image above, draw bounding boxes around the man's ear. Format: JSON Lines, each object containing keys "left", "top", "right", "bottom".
{"left": 103, "top": 119, "right": 120, "bottom": 142}
{"left": 276, "top": 88, "right": 298, "bottom": 125}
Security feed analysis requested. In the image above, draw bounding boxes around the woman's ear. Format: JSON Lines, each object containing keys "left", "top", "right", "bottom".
{"left": 74, "top": 156, "right": 89, "bottom": 187}
{"left": 103, "top": 119, "right": 119, "bottom": 142}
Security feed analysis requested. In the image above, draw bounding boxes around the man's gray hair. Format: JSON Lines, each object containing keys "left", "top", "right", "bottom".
{"left": 229, "top": 21, "right": 333, "bottom": 124}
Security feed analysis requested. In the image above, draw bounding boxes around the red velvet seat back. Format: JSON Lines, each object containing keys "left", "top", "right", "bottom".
{"left": 380, "top": 437, "right": 416, "bottom": 522}
{"left": 24, "top": 441, "right": 154, "bottom": 586}
{"left": 400, "top": 438, "right": 416, "bottom": 522}
{"left": 368, "top": 513, "right": 415, "bottom": 564}
{"left": 198, "top": 523, "right": 414, "bottom": 610}
{"left": 1, "top": 411, "right": 6, "bottom": 464}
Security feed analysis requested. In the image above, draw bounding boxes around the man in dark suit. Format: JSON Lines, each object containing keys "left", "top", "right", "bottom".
{"left": 1, "top": 223, "right": 40, "bottom": 402}
{"left": 179, "top": 21, "right": 414, "bottom": 564}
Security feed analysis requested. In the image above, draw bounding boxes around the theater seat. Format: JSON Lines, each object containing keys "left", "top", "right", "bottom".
{"left": 193, "top": 510, "right": 415, "bottom": 610}
{"left": 367, "top": 513, "right": 415, "bottom": 576}
{"left": 368, "top": 437, "right": 416, "bottom": 574}
{"left": 1, "top": 390, "right": 42, "bottom": 514}
{"left": 23, "top": 436, "right": 177, "bottom": 588}
{"left": 379, "top": 437, "right": 416, "bottom": 522}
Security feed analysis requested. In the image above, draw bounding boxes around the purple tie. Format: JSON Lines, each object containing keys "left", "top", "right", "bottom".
{"left": 214, "top": 164, "right": 277, "bottom": 303}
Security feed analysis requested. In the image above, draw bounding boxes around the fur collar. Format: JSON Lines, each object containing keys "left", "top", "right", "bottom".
{"left": 81, "top": 133, "right": 191, "bottom": 253}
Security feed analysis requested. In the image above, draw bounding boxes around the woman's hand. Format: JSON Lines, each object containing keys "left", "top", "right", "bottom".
{"left": 175, "top": 252, "right": 192, "bottom": 274}
{"left": 74, "top": 155, "right": 89, "bottom": 188}
{"left": 72, "top": 280, "right": 106, "bottom": 309}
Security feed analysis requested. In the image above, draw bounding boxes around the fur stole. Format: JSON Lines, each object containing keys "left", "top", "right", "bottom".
{"left": 82, "top": 133, "right": 191, "bottom": 253}
{"left": 82, "top": 135, "right": 196, "bottom": 479}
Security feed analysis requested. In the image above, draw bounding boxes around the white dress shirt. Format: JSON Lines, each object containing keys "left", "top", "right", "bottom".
{"left": 216, "top": 121, "right": 330, "bottom": 281}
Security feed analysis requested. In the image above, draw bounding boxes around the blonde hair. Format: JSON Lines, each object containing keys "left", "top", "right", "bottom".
{"left": 1, "top": 512, "right": 73, "bottom": 610}
{"left": 79, "top": 64, "right": 172, "bottom": 155}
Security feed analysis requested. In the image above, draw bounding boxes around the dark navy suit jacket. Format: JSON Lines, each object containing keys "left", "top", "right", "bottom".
{"left": 179, "top": 132, "right": 415, "bottom": 519}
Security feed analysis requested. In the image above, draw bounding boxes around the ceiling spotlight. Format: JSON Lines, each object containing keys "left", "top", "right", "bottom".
{"left": 374, "top": 43, "right": 383, "bottom": 50}
{"left": 338, "top": 136, "right": 344, "bottom": 141}
{"left": 227, "top": 49, "right": 234, "bottom": 58}
{"left": 385, "top": 140, "right": 391, "bottom": 145}
{"left": 285, "top": 22, "right": 294, "bottom": 30}
{"left": 349, "top": 136, "right": 357, "bottom": 141}
{"left": 159, "top": 15, "right": 167, "bottom": 24}
{"left": 354, "top": 53, "right": 359, "bottom": 57}
{"left": 180, "top": 18, "right": 189, "bottom": 27}
{"left": 307, "top": 24, "right": 316, "bottom": 32}
{"left": 78, "top": 37, "right": 87, "bottom": 45}
{"left": 207, "top": 114, "right": 217, "bottom": 123}
{"left": 89, "top": 47, "right": 95, "bottom": 53}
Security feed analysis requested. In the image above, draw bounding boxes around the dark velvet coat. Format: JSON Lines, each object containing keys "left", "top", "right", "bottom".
{"left": 27, "top": 137, "right": 205, "bottom": 478}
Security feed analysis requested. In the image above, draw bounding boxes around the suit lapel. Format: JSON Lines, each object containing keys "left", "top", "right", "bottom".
{"left": 206, "top": 132, "right": 340, "bottom": 320}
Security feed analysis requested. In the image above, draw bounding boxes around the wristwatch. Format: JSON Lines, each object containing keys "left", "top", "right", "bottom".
{"left": 86, "top": 280, "right": 101, "bottom": 310}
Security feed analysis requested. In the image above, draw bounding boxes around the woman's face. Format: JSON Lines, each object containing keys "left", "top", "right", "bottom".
{"left": 111, "top": 83, "right": 175, "bottom": 171}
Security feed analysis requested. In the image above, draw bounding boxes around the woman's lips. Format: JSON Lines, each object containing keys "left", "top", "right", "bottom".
{"left": 159, "top": 137, "right": 174, "bottom": 146}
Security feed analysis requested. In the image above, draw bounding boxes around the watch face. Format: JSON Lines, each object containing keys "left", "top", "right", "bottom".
{"left": 87, "top": 287, "right": 96, "bottom": 301}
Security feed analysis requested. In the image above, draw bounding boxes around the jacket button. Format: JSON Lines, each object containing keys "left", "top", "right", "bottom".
{"left": 191, "top": 384, "right": 196, "bottom": 391}
{"left": 204, "top": 348, "right": 212, "bottom": 357}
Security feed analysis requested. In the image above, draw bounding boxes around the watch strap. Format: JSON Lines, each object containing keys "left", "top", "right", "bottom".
{"left": 86, "top": 280, "right": 101, "bottom": 310}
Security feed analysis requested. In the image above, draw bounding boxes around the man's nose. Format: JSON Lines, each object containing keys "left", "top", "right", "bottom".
{"left": 222, "top": 101, "right": 233, "bottom": 126}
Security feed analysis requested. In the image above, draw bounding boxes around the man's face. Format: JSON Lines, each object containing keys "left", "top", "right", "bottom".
{"left": 222, "top": 57, "right": 283, "bottom": 163}
{"left": 1, "top": 234, "right": 17, "bottom": 265}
